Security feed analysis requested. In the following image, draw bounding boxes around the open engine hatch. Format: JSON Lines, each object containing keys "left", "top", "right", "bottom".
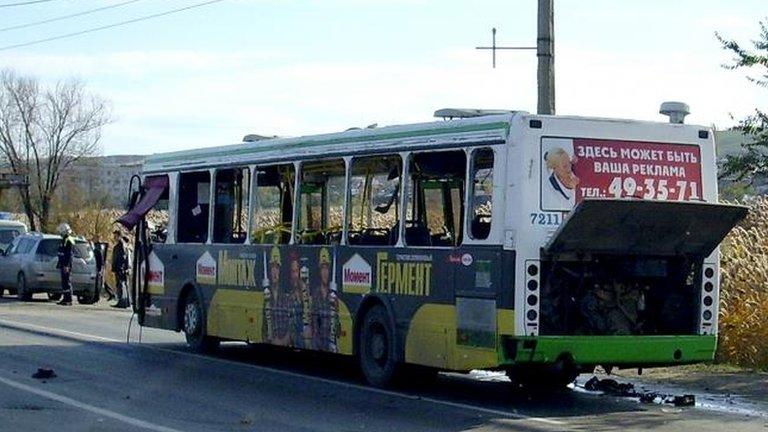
{"left": 544, "top": 199, "right": 748, "bottom": 257}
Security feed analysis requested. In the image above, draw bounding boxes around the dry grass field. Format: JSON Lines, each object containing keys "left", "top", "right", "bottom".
{"left": 718, "top": 197, "right": 768, "bottom": 369}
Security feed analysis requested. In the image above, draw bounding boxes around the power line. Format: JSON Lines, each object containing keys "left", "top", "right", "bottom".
{"left": 0, "top": 0, "right": 143, "bottom": 33}
{"left": 0, "top": 0, "right": 226, "bottom": 51}
{"left": 0, "top": 0, "right": 57, "bottom": 7}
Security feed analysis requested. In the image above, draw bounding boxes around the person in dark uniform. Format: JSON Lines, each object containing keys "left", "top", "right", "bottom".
{"left": 111, "top": 229, "right": 130, "bottom": 309}
{"left": 56, "top": 223, "right": 75, "bottom": 306}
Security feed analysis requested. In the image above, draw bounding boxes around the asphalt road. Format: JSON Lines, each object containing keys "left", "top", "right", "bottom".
{"left": 0, "top": 297, "right": 766, "bottom": 432}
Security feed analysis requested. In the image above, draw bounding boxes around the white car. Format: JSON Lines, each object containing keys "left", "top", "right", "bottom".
{"left": 0, "top": 232, "right": 98, "bottom": 303}
{"left": 0, "top": 219, "right": 26, "bottom": 252}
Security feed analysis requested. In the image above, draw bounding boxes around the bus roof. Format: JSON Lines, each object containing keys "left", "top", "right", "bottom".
{"left": 142, "top": 113, "right": 516, "bottom": 174}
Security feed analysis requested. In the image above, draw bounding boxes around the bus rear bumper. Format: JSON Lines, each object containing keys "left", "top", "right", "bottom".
{"left": 501, "top": 335, "right": 717, "bottom": 367}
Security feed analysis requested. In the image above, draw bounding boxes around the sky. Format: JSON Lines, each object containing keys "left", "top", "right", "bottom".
{"left": 0, "top": 0, "right": 765, "bottom": 156}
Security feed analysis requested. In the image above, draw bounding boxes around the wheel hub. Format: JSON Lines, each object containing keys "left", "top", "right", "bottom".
{"left": 184, "top": 303, "right": 200, "bottom": 335}
{"left": 370, "top": 330, "right": 387, "bottom": 362}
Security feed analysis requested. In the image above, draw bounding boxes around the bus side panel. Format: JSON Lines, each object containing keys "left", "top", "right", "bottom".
{"left": 336, "top": 245, "right": 508, "bottom": 371}
{"left": 140, "top": 243, "right": 512, "bottom": 371}
{"left": 141, "top": 242, "right": 206, "bottom": 332}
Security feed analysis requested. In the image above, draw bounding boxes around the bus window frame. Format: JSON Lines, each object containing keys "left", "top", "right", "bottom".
{"left": 341, "top": 156, "right": 352, "bottom": 246}
{"left": 175, "top": 169, "right": 213, "bottom": 245}
{"left": 142, "top": 171, "right": 177, "bottom": 245}
{"left": 157, "top": 143, "right": 503, "bottom": 247}
{"left": 245, "top": 164, "right": 257, "bottom": 245}
{"left": 206, "top": 168, "right": 216, "bottom": 245}
{"left": 396, "top": 151, "right": 408, "bottom": 247}
{"left": 402, "top": 148, "right": 468, "bottom": 249}
{"left": 290, "top": 161, "right": 301, "bottom": 245}
{"left": 250, "top": 162, "right": 296, "bottom": 245}
{"left": 211, "top": 166, "right": 251, "bottom": 245}
{"left": 466, "top": 147, "right": 495, "bottom": 242}
{"left": 295, "top": 157, "right": 347, "bottom": 245}
{"left": 346, "top": 153, "right": 403, "bottom": 247}
{"left": 166, "top": 172, "right": 178, "bottom": 244}
{"left": 463, "top": 145, "right": 502, "bottom": 246}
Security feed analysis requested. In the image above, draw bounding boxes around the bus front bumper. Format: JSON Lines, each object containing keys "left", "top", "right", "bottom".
{"left": 501, "top": 335, "right": 717, "bottom": 367}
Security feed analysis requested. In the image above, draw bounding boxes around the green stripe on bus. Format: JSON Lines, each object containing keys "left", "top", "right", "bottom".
{"left": 148, "top": 121, "right": 510, "bottom": 165}
{"left": 503, "top": 335, "right": 716, "bottom": 365}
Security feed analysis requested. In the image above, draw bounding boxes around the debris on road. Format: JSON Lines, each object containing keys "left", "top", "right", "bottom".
{"left": 581, "top": 376, "right": 695, "bottom": 407}
{"left": 31, "top": 368, "right": 57, "bottom": 380}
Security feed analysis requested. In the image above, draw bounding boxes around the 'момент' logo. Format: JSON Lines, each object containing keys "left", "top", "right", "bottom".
{"left": 342, "top": 253, "right": 371, "bottom": 294}
{"left": 196, "top": 251, "right": 217, "bottom": 285}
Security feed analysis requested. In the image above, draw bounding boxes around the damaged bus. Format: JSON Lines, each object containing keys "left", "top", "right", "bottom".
{"left": 119, "top": 104, "right": 747, "bottom": 387}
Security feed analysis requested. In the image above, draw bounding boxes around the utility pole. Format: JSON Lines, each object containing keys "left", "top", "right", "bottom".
{"left": 476, "top": 1, "right": 555, "bottom": 114}
{"left": 537, "top": 0, "right": 555, "bottom": 115}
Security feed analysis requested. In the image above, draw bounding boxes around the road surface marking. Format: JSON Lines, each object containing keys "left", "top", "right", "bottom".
{"left": 0, "top": 317, "right": 565, "bottom": 427}
{"left": 0, "top": 375, "right": 183, "bottom": 432}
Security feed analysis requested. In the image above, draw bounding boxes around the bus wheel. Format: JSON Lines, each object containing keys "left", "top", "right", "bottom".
{"left": 359, "top": 305, "right": 397, "bottom": 387}
{"left": 182, "top": 290, "right": 219, "bottom": 353}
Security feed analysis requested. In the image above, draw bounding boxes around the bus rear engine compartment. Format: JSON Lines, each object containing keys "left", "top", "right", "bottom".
{"left": 536, "top": 198, "right": 749, "bottom": 337}
{"left": 539, "top": 256, "right": 700, "bottom": 336}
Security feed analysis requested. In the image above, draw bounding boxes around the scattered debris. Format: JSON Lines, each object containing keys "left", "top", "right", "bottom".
{"left": 672, "top": 395, "right": 696, "bottom": 407}
{"left": 5, "top": 404, "right": 45, "bottom": 411}
{"left": 31, "top": 368, "right": 56, "bottom": 379}
{"left": 584, "top": 377, "right": 635, "bottom": 394}
{"left": 581, "top": 376, "right": 695, "bottom": 407}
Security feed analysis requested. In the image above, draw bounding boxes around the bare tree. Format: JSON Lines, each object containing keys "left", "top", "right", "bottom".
{"left": 0, "top": 69, "right": 112, "bottom": 232}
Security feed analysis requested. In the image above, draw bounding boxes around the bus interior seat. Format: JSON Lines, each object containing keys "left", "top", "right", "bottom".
{"left": 405, "top": 221, "right": 431, "bottom": 246}
{"left": 471, "top": 214, "right": 491, "bottom": 239}
{"left": 347, "top": 230, "right": 362, "bottom": 245}
{"left": 230, "top": 231, "right": 247, "bottom": 244}
{"left": 298, "top": 230, "right": 324, "bottom": 245}
{"left": 326, "top": 230, "right": 343, "bottom": 245}
{"left": 430, "top": 229, "right": 453, "bottom": 246}
{"left": 361, "top": 228, "right": 391, "bottom": 245}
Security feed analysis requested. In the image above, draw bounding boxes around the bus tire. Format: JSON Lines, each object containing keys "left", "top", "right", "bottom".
{"left": 359, "top": 305, "right": 398, "bottom": 387}
{"left": 182, "top": 289, "right": 219, "bottom": 353}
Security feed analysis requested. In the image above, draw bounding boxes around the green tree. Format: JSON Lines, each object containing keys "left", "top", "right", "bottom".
{"left": 717, "top": 20, "right": 768, "bottom": 182}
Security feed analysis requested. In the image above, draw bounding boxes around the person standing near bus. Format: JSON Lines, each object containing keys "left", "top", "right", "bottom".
{"left": 111, "top": 230, "right": 131, "bottom": 309}
{"left": 92, "top": 239, "right": 113, "bottom": 302}
{"left": 56, "top": 223, "right": 75, "bottom": 306}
